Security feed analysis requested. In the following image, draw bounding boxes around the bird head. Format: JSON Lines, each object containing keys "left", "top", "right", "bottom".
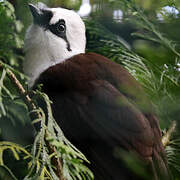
{"left": 24, "top": 2, "right": 86, "bottom": 87}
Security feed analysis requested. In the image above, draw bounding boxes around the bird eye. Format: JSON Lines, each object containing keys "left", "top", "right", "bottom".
{"left": 57, "top": 24, "right": 65, "bottom": 32}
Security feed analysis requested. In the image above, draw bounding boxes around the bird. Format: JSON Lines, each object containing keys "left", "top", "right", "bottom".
{"left": 24, "top": 3, "right": 170, "bottom": 180}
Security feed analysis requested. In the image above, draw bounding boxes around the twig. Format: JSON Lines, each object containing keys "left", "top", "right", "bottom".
{"left": 6, "top": 69, "right": 38, "bottom": 114}
{"left": 53, "top": 147, "right": 65, "bottom": 180}
{"left": 45, "top": 130, "right": 66, "bottom": 180}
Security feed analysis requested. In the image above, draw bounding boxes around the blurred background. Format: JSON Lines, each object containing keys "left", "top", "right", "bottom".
{"left": 0, "top": 0, "right": 180, "bottom": 179}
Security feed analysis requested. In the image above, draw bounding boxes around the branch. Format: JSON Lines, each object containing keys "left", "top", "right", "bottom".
{"left": 6, "top": 69, "right": 38, "bottom": 114}
{"left": 45, "top": 131, "right": 66, "bottom": 180}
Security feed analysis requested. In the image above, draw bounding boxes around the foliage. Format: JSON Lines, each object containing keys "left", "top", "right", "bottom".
{"left": 0, "top": 0, "right": 30, "bottom": 145}
{"left": 0, "top": 0, "right": 24, "bottom": 67}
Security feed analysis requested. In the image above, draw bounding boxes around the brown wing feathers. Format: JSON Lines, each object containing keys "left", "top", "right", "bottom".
{"left": 35, "top": 52, "right": 170, "bottom": 179}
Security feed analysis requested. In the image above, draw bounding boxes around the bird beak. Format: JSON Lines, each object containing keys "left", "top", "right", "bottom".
{"left": 28, "top": 3, "right": 52, "bottom": 25}
{"left": 28, "top": 3, "right": 41, "bottom": 21}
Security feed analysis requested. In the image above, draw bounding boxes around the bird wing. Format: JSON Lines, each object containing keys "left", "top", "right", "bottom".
{"left": 87, "top": 79, "right": 153, "bottom": 155}
{"left": 35, "top": 52, "right": 169, "bottom": 179}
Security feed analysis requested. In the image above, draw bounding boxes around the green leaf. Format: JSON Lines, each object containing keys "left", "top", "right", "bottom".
{"left": 0, "top": 165, "right": 18, "bottom": 180}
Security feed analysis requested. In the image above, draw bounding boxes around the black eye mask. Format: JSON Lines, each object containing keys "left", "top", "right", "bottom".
{"left": 47, "top": 19, "right": 72, "bottom": 51}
